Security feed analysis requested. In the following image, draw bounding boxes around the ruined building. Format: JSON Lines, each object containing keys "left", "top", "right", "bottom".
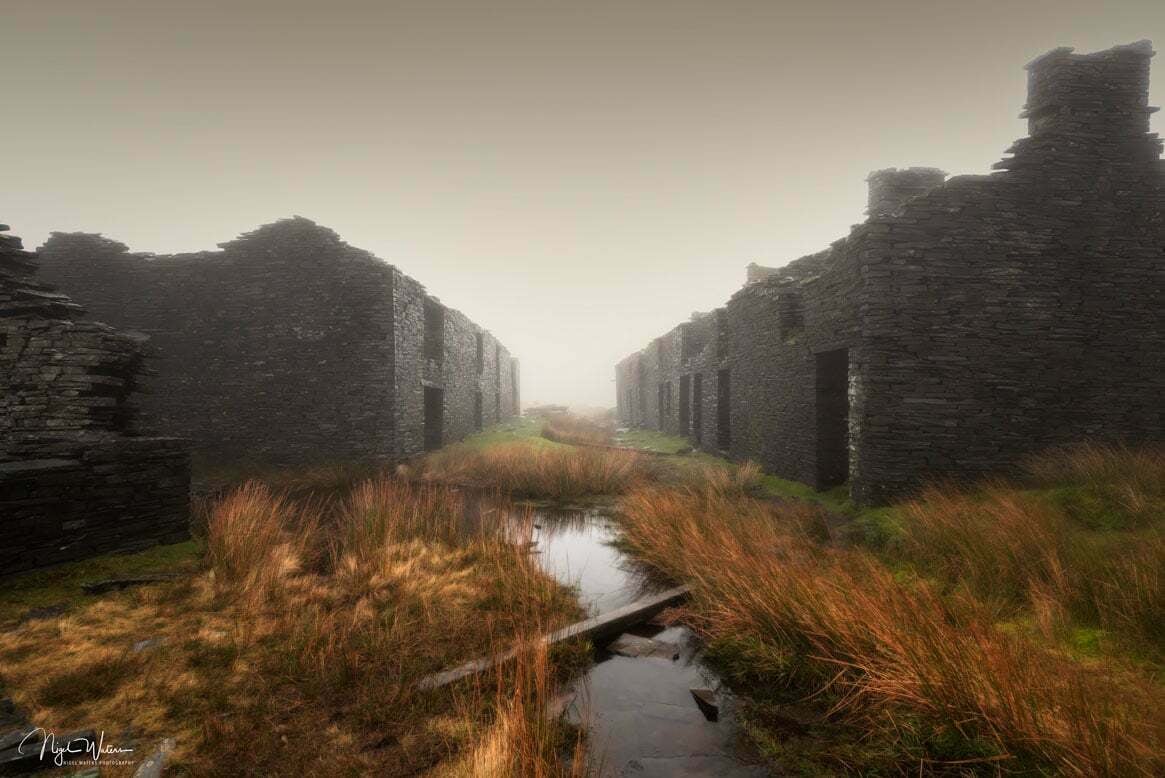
{"left": 1, "top": 224, "right": 190, "bottom": 574}
{"left": 35, "top": 217, "right": 520, "bottom": 468}
{"left": 617, "top": 41, "right": 1164, "bottom": 503}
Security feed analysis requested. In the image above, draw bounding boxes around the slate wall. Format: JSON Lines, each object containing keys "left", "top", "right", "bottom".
{"left": 37, "top": 218, "right": 520, "bottom": 468}
{"left": 614, "top": 355, "right": 636, "bottom": 426}
{"left": 0, "top": 439, "right": 190, "bottom": 575}
{"left": 849, "top": 41, "right": 1165, "bottom": 502}
{"left": 1, "top": 223, "right": 189, "bottom": 575}
{"left": 391, "top": 271, "right": 519, "bottom": 459}
{"left": 724, "top": 242, "right": 865, "bottom": 488}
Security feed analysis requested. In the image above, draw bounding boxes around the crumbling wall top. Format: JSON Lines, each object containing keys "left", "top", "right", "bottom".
{"left": 1023, "top": 40, "right": 1157, "bottom": 138}
{"left": 1, "top": 224, "right": 84, "bottom": 319}
{"left": 866, "top": 167, "right": 947, "bottom": 217}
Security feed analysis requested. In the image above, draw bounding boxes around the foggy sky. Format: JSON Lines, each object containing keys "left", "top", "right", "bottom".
{"left": 4, "top": 1, "right": 1163, "bottom": 408}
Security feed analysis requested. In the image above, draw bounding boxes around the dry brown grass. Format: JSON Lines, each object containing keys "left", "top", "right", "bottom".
{"left": 405, "top": 435, "right": 764, "bottom": 502}
{"left": 435, "top": 640, "right": 586, "bottom": 778}
{"left": 406, "top": 440, "right": 652, "bottom": 499}
{"left": 617, "top": 474, "right": 1165, "bottom": 776}
{"left": 540, "top": 414, "right": 615, "bottom": 448}
{"left": 0, "top": 477, "right": 583, "bottom": 776}
{"left": 1022, "top": 443, "right": 1165, "bottom": 528}
{"left": 901, "top": 444, "right": 1165, "bottom": 649}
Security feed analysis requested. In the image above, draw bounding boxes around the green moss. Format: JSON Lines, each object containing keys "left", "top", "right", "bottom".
{"left": 1044, "top": 485, "right": 1144, "bottom": 531}
{"left": 1065, "top": 626, "right": 1107, "bottom": 658}
{"left": 844, "top": 507, "right": 907, "bottom": 550}
{"left": 457, "top": 416, "right": 553, "bottom": 449}
{"left": 614, "top": 428, "right": 692, "bottom": 454}
{"left": 0, "top": 540, "right": 202, "bottom": 625}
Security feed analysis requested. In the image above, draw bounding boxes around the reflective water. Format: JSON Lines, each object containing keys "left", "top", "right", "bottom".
{"left": 529, "top": 508, "right": 660, "bottom": 616}
{"left": 526, "top": 507, "right": 771, "bottom": 778}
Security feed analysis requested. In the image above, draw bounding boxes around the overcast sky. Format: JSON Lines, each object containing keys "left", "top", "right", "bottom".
{"left": 4, "top": 1, "right": 1163, "bottom": 408}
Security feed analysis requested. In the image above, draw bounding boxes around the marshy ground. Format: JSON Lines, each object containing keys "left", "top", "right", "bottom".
{"left": 1, "top": 414, "right": 1161, "bottom": 776}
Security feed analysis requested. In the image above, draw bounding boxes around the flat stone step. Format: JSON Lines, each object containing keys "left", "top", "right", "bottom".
{"left": 607, "top": 633, "right": 679, "bottom": 659}
{"left": 418, "top": 585, "right": 690, "bottom": 689}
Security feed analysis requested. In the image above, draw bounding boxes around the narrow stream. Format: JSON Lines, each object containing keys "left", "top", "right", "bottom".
{"left": 525, "top": 507, "right": 769, "bottom": 777}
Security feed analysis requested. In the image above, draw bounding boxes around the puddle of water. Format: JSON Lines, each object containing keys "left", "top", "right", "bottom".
{"left": 525, "top": 507, "right": 770, "bottom": 777}
{"left": 529, "top": 508, "right": 660, "bottom": 616}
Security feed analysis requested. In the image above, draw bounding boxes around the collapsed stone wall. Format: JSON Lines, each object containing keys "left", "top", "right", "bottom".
{"left": 1, "top": 223, "right": 189, "bottom": 575}
{"left": 616, "top": 41, "right": 1165, "bottom": 504}
{"left": 37, "top": 218, "right": 520, "bottom": 468}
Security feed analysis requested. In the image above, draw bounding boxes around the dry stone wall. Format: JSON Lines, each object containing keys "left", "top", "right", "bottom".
{"left": 850, "top": 42, "right": 1165, "bottom": 502}
{"left": 616, "top": 41, "right": 1165, "bottom": 504}
{"left": 37, "top": 217, "right": 520, "bottom": 469}
{"left": 1, "top": 223, "right": 189, "bottom": 575}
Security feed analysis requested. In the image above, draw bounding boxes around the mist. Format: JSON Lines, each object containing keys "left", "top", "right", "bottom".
{"left": 3, "top": 0, "right": 1162, "bottom": 408}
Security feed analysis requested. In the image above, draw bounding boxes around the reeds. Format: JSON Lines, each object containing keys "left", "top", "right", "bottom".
{"left": 0, "top": 475, "right": 582, "bottom": 776}
{"left": 205, "top": 481, "right": 321, "bottom": 599}
{"left": 541, "top": 413, "right": 615, "bottom": 447}
{"left": 437, "top": 639, "right": 586, "bottom": 778}
{"left": 409, "top": 440, "right": 651, "bottom": 498}
{"left": 617, "top": 472, "right": 1165, "bottom": 776}
{"left": 1022, "top": 442, "right": 1165, "bottom": 529}
{"left": 900, "top": 445, "right": 1165, "bottom": 648}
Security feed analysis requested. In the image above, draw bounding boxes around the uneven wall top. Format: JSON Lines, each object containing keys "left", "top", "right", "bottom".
{"left": 1024, "top": 40, "right": 1156, "bottom": 138}
{"left": 866, "top": 167, "right": 947, "bottom": 217}
{"left": 1, "top": 223, "right": 83, "bottom": 320}
{"left": 34, "top": 215, "right": 520, "bottom": 465}
{"left": 1, "top": 222, "right": 157, "bottom": 457}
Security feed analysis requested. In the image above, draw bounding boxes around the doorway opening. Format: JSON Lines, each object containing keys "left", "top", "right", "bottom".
{"left": 716, "top": 370, "right": 731, "bottom": 451}
{"left": 424, "top": 299, "right": 444, "bottom": 362}
{"left": 678, "top": 375, "right": 691, "bottom": 436}
{"left": 474, "top": 390, "right": 483, "bottom": 432}
{"left": 692, "top": 373, "right": 703, "bottom": 443}
{"left": 814, "top": 349, "right": 850, "bottom": 489}
{"left": 424, "top": 386, "right": 444, "bottom": 452}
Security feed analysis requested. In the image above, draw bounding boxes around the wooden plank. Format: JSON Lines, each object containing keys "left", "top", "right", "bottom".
{"left": 418, "top": 585, "right": 690, "bottom": 689}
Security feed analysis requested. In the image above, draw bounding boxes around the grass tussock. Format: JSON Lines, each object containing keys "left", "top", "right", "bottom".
{"left": 540, "top": 413, "right": 615, "bottom": 448}
{"left": 435, "top": 641, "right": 586, "bottom": 778}
{"left": 1023, "top": 442, "right": 1164, "bottom": 529}
{"left": 405, "top": 432, "right": 764, "bottom": 502}
{"left": 617, "top": 458, "right": 1165, "bottom": 776}
{"left": 405, "top": 440, "right": 652, "bottom": 499}
{"left": 0, "top": 476, "right": 582, "bottom": 776}
{"left": 900, "top": 443, "right": 1165, "bottom": 651}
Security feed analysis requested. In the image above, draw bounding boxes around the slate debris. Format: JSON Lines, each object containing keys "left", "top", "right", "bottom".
{"left": 689, "top": 688, "right": 720, "bottom": 722}
{"left": 607, "top": 633, "right": 683, "bottom": 660}
{"left": 80, "top": 573, "right": 183, "bottom": 595}
{"left": 131, "top": 737, "right": 175, "bottom": 778}
{"left": 0, "top": 728, "right": 98, "bottom": 775}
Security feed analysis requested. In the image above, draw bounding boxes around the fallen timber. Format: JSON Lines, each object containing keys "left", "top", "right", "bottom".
{"left": 418, "top": 585, "right": 690, "bottom": 689}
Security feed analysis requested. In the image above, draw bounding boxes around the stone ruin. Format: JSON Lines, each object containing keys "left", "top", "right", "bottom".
{"left": 1, "top": 224, "right": 190, "bottom": 575}
{"left": 34, "top": 217, "right": 521, "bottom": 470}
{"left": 3, "top": 214, "right": 522, "bottom": 572}
{"left": 616, "top": 41, "right": 1165, "bottom": 504}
